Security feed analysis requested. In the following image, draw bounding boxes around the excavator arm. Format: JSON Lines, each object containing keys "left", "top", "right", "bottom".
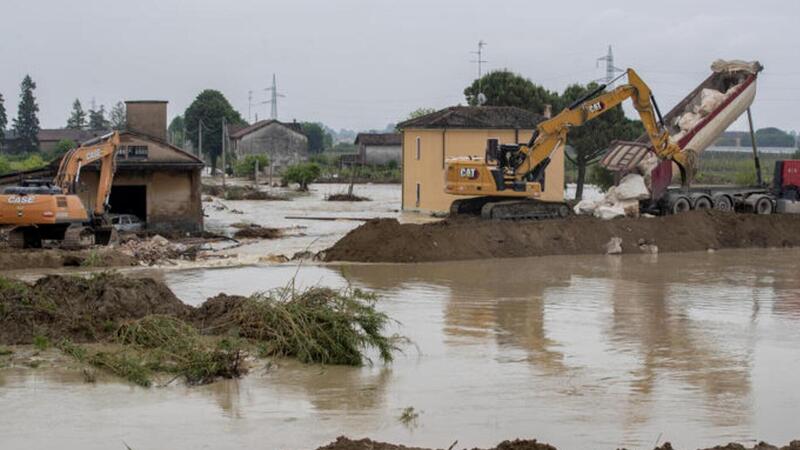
{"left": 515, "top": 68, "right": 687, "bottom": 181}
{"left": 54, "top": 131, "right": 121, "bottom": 217}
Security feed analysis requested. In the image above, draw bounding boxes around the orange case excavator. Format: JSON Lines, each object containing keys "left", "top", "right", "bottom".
{"left": 0, "top": 131, "right": 121, "bottom": 248}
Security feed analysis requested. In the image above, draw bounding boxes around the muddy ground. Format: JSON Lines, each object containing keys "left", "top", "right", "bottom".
{"left": 0, "top": 247, "right": 137, "bottom": 271}
{"left": 323, "top": 210, "right": 800, "bottom": 263}
{"left": 315, "top": 437, "right": 800, "bottom": 450}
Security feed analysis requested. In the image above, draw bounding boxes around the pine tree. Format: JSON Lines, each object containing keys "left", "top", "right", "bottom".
{"left": 66, "top": 98, "right": 87, "bottom": 129}
{"left": 109, "top": 101, "right": 126, "bottom": 130}
{"left": 88, "top": 104, "right": 109, "bottom": 130}
{"left": 0, "top": 93, "right": 7, "bottom": 149}
{"left": 12, "top": 75, "right": 40, "bottom": 153}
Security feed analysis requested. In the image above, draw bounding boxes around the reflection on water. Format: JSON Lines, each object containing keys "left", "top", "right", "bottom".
{"left": 2, "top": 248, "right": 800, "bottom": 449}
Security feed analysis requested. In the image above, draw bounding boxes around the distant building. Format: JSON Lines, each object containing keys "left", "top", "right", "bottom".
{"left": 1, "top": 100, "right": 205, "bottom": 233}
{"left": 396, "top": 106, "right": 563, "bottom": 213}
{"left": 228, "top": 120, "right": 308, "bottom": 171}
{"left": 354, "top": 132, "right": 401, "bottom": 166}
{"left": 2, "top": 128, "right": 108, "bottom": 154}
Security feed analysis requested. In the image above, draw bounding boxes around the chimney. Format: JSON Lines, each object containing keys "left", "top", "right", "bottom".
{"left": 543, "top": 104, "right": 552, "bottom": 119}
{"left": 125, "top": 100, "right": 168, "bottom": 141}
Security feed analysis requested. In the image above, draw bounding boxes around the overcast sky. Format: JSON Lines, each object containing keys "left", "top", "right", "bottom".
{"left": 2, "top": 0, "right": 798, "bottom": 133}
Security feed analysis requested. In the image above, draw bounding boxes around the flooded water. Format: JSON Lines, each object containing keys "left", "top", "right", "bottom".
{"left": 3, "top": 248, "right": 800, "bottom": 449}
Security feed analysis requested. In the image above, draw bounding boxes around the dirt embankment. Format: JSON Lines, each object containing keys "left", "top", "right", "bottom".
{"left": 323, "top": 211, "right": 800, "bottom": 263}
{"left": 0, "top": 248, "right": 137, "bottom": 271}
{"left": 316, "top": 437, "right": 800, "bottom": 450}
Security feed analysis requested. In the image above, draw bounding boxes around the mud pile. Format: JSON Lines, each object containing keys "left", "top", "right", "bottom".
{"left": 315, "top": 437, "right": 800, "bottom": 450}
{"left": 232, "top": 224, "right": 282, "bottom": 239}
{"left": 0, "top": 273, "right": 192, "bottom": 344}
{"left": 323, "top": 211, "right": 800, "bottom": 263}
{"left": 202, "top": 183, "right": 289, "bottom": 201}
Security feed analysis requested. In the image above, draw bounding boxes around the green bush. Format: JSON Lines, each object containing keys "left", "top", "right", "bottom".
{"left": 588, "top": 164, "right": 615, "bottom": 192}
{"left": 283, "top": 163, "right": 321, "bottom": 191}
{"left": 44, "top": 139, "right": 77, "bottom": 162}
{"left": 234, "top": 154, "right": 269, "bottom": 178}
{"left": 0, "top": 156, "right": 11, "bottom": 175}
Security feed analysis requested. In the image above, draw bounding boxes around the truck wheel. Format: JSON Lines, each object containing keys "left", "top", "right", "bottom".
{"left": 754, "top": 196, "right": 773, "bottom": 215}
{"left": 712, "top": 194, "right": 733, "bottom": 212}
{"left": 692, "top": 195, "right": 712, "bottom": 210}
{"left": 669, "top": 196, "right": 691, "bottom": 215}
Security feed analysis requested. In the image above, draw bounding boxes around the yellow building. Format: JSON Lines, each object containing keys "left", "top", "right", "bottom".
{"left": 398, "top": 106, "right": 564, "bottom": 213}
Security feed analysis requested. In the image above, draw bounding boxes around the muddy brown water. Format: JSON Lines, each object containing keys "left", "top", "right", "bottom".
{"left": 2, "top": 248, "right": 800, "bottom": 449}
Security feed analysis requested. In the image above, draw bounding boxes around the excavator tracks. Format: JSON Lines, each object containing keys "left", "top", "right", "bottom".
{"left": 450, "top": 197, "right": 571, "bottom": 220}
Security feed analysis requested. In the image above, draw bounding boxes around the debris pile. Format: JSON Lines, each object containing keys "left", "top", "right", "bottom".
{"left": 117, "top": 235, "right": 199, "bottom": 265}
{"left": 202, "top": 183, "right": 289, "bottom": 201}
{"left": 326, "top": 193, "right": 371, "bottom": 202}
{"left": 231, "top": 223, "right": 283, "bottom": 239}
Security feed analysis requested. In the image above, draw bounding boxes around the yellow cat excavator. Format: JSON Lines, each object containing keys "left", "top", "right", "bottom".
{"left": 445, "top": 68, "right": 690, "bottom": 219}
{"left": 0, "top": 131, "right": 121, "bottom": 248}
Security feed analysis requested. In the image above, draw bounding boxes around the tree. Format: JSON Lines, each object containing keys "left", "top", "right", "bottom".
{"left": 109, "top": 101, "right": 126, "bottom": 130}
{"left": 282, "top": 162, "right": 321, "bottom": 191}
{"left": 234, "top": 154, "right": 269, "bottom": 177}
{"left": 0, "top": 93, "right": 6, "bottom": 150}
{"left": 168, "top": 115, "right": 185, "bottom": 146}
{"left": 46, "top": 139, "right": 77, "bottom": 161}
{"left": 557, "top": 82, "right": 643, "bottom": 200}
{"left": 755, "top": 127, "right": 795, "bottom": 147}
{"left": 301, "top": 122, "right": 332, "bottom": 154}
{"left": 66, "top": 99, "right": 87, "bottom": 129}
{"left": 88, "top": 104, "right": 110, "bottom": 130}
{"left": 406, "top": 107, "right": 436, "bottom": 120}
{"left": 184, "top": 90, "right": 246, "bottom": 172}
{"left": 464, "top": 70, "right": 558, "bottom": 115}
{"left": 12, "top": 75, "right": 40, "bottom": 153}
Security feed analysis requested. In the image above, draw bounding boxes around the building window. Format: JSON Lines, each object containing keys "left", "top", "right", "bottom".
{"left": 117, "top": 145, "right": 149, "bottom": 160}
{"left": 415, "top": 137, "right": 421, "bottom": 160}
{"left": 415, "top": 183, "right": 420, "bottom": 208}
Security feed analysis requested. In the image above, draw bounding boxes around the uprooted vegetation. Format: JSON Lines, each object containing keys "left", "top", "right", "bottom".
{"left": 0, "top": 272, "right": 400, "bottom": 386}
{"left": 202, "top": 183, "right": 290, "bottom": 201}
{"left": 231, "top": 223, "right": 283, "bottom": 239}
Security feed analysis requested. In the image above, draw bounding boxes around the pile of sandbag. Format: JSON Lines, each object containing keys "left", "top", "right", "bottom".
{"left": 117, "top": 235, "right": 197, "bottom": 265}
{"left": 573, "top": 173, "right": 650, "bottom": 220}
{"left": 671, "top": 85, "right": 740, "bottom": 143}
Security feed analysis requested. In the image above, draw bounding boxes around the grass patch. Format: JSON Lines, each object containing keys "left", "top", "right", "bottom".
{"left": 80, "top": 250, "right": 103, "bottom": 267}
{"left": 0, "top": 345, "right": 12, "bottom": 356}
{"left": 210, "top": 286, "right": 398, "bottom": 366}
{"left": 33, "top": 335, "right": 50, "bottom": 351}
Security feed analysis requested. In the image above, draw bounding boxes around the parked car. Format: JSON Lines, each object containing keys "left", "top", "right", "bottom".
{"left": 110, "top": 214, "right": 144, "bottom": 232}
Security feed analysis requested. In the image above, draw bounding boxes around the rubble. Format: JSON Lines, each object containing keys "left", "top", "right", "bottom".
{"left": 116, "top": 235, "right": 199, "bottom": 265}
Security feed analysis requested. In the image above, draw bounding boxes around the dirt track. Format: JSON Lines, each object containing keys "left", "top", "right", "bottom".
{"left": 323, "top": 211, "right": 800, "bottom": 263}
{"left": 315, "top": 437, "right": 800, "bottom": 450}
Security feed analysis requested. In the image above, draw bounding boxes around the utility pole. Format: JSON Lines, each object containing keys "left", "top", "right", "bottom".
{"left": 596, "top": 45, "right": 623, "bottom": 86}
{"left": 221, "top": 116, "right": 227, "bottom": 186}
{"left": 248, "top": 90, "right": 253, "bottom": 123}
{"left": 264, "top": 73, "right": 285, "bottom": 120}
{"left": 746, "top": 107, "right": 763, "bottom": 186}
{"left": 471, "top": 40, "right": 488, "bottom": 104}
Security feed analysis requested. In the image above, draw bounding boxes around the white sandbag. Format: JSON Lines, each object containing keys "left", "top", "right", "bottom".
{"left": 614, "top": 174, "right": 650, "bottom": 201}
{"left": 619, "top": 199, "right": 640, "bottom": 217}
{"left": 574, "top": 198, "right": 599, "bottom": 215}
{"left": 594, "top": 204, "right": 625, "bottom": 220}
{"left": 711, "top": 59, "right": 762, "bottom": 75}
{"left": 697, "top": 88, "right": 725, "bottom": 115}
{"left": 678, "top": 112, "right": 702, "bottom": 132}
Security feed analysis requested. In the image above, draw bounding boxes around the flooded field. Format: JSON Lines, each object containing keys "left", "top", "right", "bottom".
{"left": 2, "top": 248, "right": 800, "bottom": 449}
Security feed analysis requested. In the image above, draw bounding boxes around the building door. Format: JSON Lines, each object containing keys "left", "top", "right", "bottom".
{"left": 108, "top": 185, "right": 147, "bottom": 222}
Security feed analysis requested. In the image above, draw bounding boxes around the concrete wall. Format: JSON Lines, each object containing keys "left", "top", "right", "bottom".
{"left": 233, "top": 123, "right": 308, "bottom": 170}
{"left": 79, "top": 168, "right": 203, "bottom": 233}
{"left": 362, "top": 144, "right": 401, "bottom": 166}
{"left": 401, "top": 128, "right": 565, "bottom": 213}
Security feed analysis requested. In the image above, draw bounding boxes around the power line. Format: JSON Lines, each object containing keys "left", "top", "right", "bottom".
{"left": 596, "top": 45, "right": 623, "bottom": 86}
